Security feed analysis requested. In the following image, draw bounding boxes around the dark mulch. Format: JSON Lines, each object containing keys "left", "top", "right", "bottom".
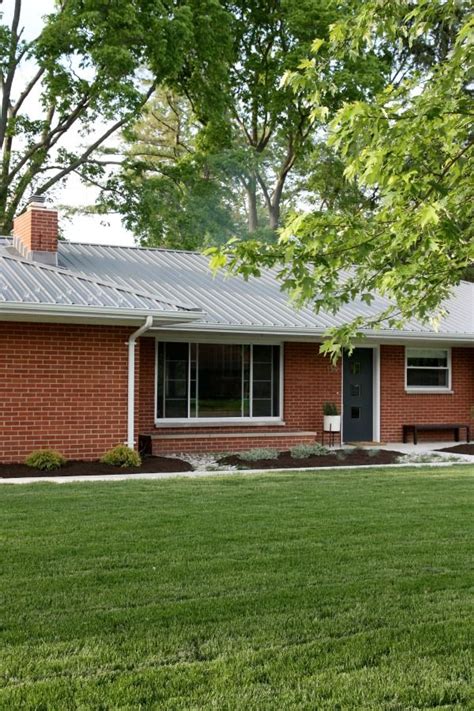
{"left": 0, "top": 456, "right": 192, "bottom": 478}
{"left": 435, "top": 444, "right": 474, "bottom": 456}
{"left": 219, "top": 448, "right": 402, "bottom": 470}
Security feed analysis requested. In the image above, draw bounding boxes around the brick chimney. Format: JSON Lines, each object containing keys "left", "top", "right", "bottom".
{"left": 12, "top": 195, "right": 58, "bottom": 266}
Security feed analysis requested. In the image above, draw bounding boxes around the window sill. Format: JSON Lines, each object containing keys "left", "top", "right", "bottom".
{"left": 155, "top": 418, "right": 286, "bottom": 428}
{"left": 404, "top": 389, "right": 453, "bottom": 395}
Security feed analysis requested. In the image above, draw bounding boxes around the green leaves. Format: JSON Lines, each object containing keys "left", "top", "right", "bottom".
{"left": 0, "top": 0, "right": 231, "bottom": 232}
{"left": 213, "top": 0, "right": 473, "bottom": 356}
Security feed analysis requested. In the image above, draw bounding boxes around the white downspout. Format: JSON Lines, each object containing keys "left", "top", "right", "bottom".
{"left": 127, "top": 316, "right": 153, "bottom": 449}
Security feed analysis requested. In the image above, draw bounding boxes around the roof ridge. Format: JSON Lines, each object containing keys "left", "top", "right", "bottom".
{"left": 61, "top": 240, "right": 201, "bottom": 255}
{"left": 0, "top": 253, "right": 201, "bottom": 313}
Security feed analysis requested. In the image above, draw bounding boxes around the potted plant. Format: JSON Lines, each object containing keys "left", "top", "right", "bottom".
{"left": 323, "top": 402, "right": 341, "bottom": 432}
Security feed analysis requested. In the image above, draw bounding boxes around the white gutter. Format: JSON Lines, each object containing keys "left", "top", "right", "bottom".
{"left": 158, "top": 323, "right": 474, "bottom": 342}
{"left": 127, "top": 316, "right": 153, "bottom": 449}
{"left": 0, "top": 302, "right": 202, "bottom": 321}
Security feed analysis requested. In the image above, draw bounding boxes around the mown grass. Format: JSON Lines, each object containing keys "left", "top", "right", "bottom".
{"left": 1, "top": 466, "right": 473, "bottom": 710}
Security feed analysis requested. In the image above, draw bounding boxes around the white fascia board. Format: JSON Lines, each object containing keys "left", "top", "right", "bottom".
{"left": 153, "top": 322, "right": 474, "bottom": 343}
{"left": 0, "top": 303, "right": 203, "bottom": 324}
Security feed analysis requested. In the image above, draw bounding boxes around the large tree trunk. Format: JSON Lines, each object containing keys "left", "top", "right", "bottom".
{"left": 268, "top": 202, "right": 280, "bottom": 230}
{"left": 246, "top": 176, "right": 258, "bottom": 232}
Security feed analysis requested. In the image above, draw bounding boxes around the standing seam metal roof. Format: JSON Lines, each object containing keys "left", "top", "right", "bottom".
{"left": 0, "top": 252, "right": 200, "bottom": 314}
{"left": 56, "top": 241, "right": 474, "bottom": 336}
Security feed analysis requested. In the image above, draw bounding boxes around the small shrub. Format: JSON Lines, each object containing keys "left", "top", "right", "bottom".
{"left": 25, "top": 450, "right": 66, "bottom": 471}
{"left": 367, "top": 448, "right": 381, "bottom": 458}
{"left": 290, "top": 442, "right": 329, "bottom": 459}
{"left": 238, "top": 447, "right": 279, "bottom": 462}
{"left": 323, "top": 402, "right": 339, "bottom": 416}
{"left": 100, "top": 445, "right": 141, "bottom": 468}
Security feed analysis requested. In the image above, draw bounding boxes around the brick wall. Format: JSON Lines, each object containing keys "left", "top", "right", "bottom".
{"left": 139, "top": 336, "right": 156, "bottom": 432}
{"left": 2, "top": 327, "right": 470, "bottom": 463}
{"left": 0, "top": 323, "right": 133, "bottom": 463}
{"left": 380, "top": 345, "right": 474, "bottom": 442}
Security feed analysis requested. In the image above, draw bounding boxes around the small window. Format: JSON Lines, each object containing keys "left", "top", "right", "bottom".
{"left": 406, "top": 348, "right": 450, "bottom": 390}
{"left": 351, "top": 407, "right": 360, "bottom": 419}
{"left": 350, "top": 384, "right": 360, "bottom": 397}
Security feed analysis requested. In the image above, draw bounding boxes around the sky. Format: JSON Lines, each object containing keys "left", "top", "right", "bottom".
{"left": 3, "top": 0, "right": 135, "bottom": 246}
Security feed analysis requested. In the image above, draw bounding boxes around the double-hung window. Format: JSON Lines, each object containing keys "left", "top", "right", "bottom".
{"left": 156, "top": 341, "right": 281, "bottom": 421}
{"left": 405, "top": 348, "right": 451, "bottom": 390}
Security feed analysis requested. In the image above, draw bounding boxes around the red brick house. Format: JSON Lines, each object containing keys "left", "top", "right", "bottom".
{"left": 0, "top": 198, "right": 473, "bottom": 463}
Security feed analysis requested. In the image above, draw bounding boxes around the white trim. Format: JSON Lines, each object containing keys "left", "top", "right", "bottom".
{"left": 404, "top": 346, "right": 452, "bottom": 392}
{"left": 157, "top": 323, "right": 474, "bottom": 343}
{"left": 154, "top": 417, "right": 284, "bottom": 427}
{"left": 373, "top": 345, "right": 381, "bottom": 442}
{"left": 154, "top": 338, "right": 284, "bottom": 426}
{"left": 0, "top": 303, "right": 200, "bottom": 321}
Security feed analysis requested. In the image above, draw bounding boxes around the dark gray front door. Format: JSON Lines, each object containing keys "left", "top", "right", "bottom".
{"left": 343, "top": 349, "right": 373, "bottom": 442}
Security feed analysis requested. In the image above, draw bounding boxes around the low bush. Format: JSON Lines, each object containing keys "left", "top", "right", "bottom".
{"left": 100, "top": 445, "right": 141, "bottom": 468}
{"left": 238, "top": 448, "right": 279, "bottom": 462}
{"left": 290, "top": 442, "right": 329, "bottom": 459}
{"left": 25, "top": 450, "right": 66, "bottom": 471}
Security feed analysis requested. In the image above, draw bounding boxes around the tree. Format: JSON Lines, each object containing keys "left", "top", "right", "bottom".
{"left": 0, "top": 0, "right": 230, "bottom": 233}
{"left": 210, "top": 0, "right": 474, "bottom": 358}
{"left": 97, "top": 89, "right": 241, "bottom": 250}
{"left": 110, "top": 0, "right": 388, "bottom": 247}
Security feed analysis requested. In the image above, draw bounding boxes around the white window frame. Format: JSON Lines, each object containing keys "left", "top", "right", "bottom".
{"left": 155, "top": 338, "right": 284, "bottom": 425}
{"left": 405, "top": 347, "right": 452, "bottom": 393}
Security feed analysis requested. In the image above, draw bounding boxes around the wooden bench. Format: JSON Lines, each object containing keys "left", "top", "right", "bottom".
{"left": 403, "top": 423, "right": 471, "bottom": 445}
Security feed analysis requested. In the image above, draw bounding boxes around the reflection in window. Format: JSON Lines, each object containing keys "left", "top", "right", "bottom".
{"left": 157, "top": 342, "right": 280, "bottom": 419}
{"left": 406, "top": 348, "right": 450, "bottom": 388}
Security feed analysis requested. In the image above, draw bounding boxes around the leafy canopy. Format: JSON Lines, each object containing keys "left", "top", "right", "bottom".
{"left": 0, "top": 0, "right": 229, "bottom": 233}
{"left": 209, "top": 0, "right": 474, "bottom": 358}
{"left": 104, "top": 0, "right": 388, "bottom": 248}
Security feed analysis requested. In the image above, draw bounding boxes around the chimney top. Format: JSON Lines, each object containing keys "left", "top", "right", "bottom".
{"left": 28, "top": 193, "right": 47, "bottom": 207}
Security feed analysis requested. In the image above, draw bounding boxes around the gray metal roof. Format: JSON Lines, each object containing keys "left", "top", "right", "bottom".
{"left": 0, "top": 251, "right": 199, "bottom": 317}
{"left": 0, "top": 237, "right": 472, "bottom": 338}
{"left": 55, "top": 241, "right": 474, "bottom": 338}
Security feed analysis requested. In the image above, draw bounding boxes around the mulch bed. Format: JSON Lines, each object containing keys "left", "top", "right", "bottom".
{"left": 219, "top": 448, "right": 402, "bottom": 470}
{"left": 435, "top": 444, "right": 474, "bottom": 456}
{"left": 0, "top": 456, "right": 192, "bottom": 478}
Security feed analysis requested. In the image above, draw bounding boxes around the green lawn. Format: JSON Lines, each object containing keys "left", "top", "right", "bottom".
{"left": 1, "top": 466, "right": 473, "bottom": 710}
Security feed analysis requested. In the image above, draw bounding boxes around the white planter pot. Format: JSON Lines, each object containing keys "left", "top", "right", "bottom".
{"left": 324, "top": 415, "right": 341, "bottom": 432}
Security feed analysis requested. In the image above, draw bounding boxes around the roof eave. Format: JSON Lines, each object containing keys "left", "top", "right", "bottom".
{"left": 159, "top": 322, "right": 474, "bottom": 342}
{"left": 0, "top": 302, "right": 204, "bottom": 325}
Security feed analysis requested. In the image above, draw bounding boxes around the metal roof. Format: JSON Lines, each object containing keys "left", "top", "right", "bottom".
{"left": 0, "top": 237, "right": 472, "bottom": 338}
{"left": 55, "top": 241, "right": 474, "bottom": 338}
{"left": 0, "top": 251, "right": 200, "bottom": 318}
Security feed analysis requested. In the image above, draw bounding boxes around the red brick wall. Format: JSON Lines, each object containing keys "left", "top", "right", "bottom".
{"left": 0, "top": 323, "right": 132, "bottom": 463}
{"left": 142, "top": 341, "right": 342, "bottom": 454}
{"left": 139, "top": 336, "right": 156, "bottom": 432}
{"left": 152, "top": 432, "right": 319, "bottom": 455}
{"left": 13, "top": 207, "right": 58, "bottom": 253}
{"left": 2, "top": 328, "right": 470, "bottom": 463}
{"left": 380, "top": 345, "right": 474, "bottom": 442}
